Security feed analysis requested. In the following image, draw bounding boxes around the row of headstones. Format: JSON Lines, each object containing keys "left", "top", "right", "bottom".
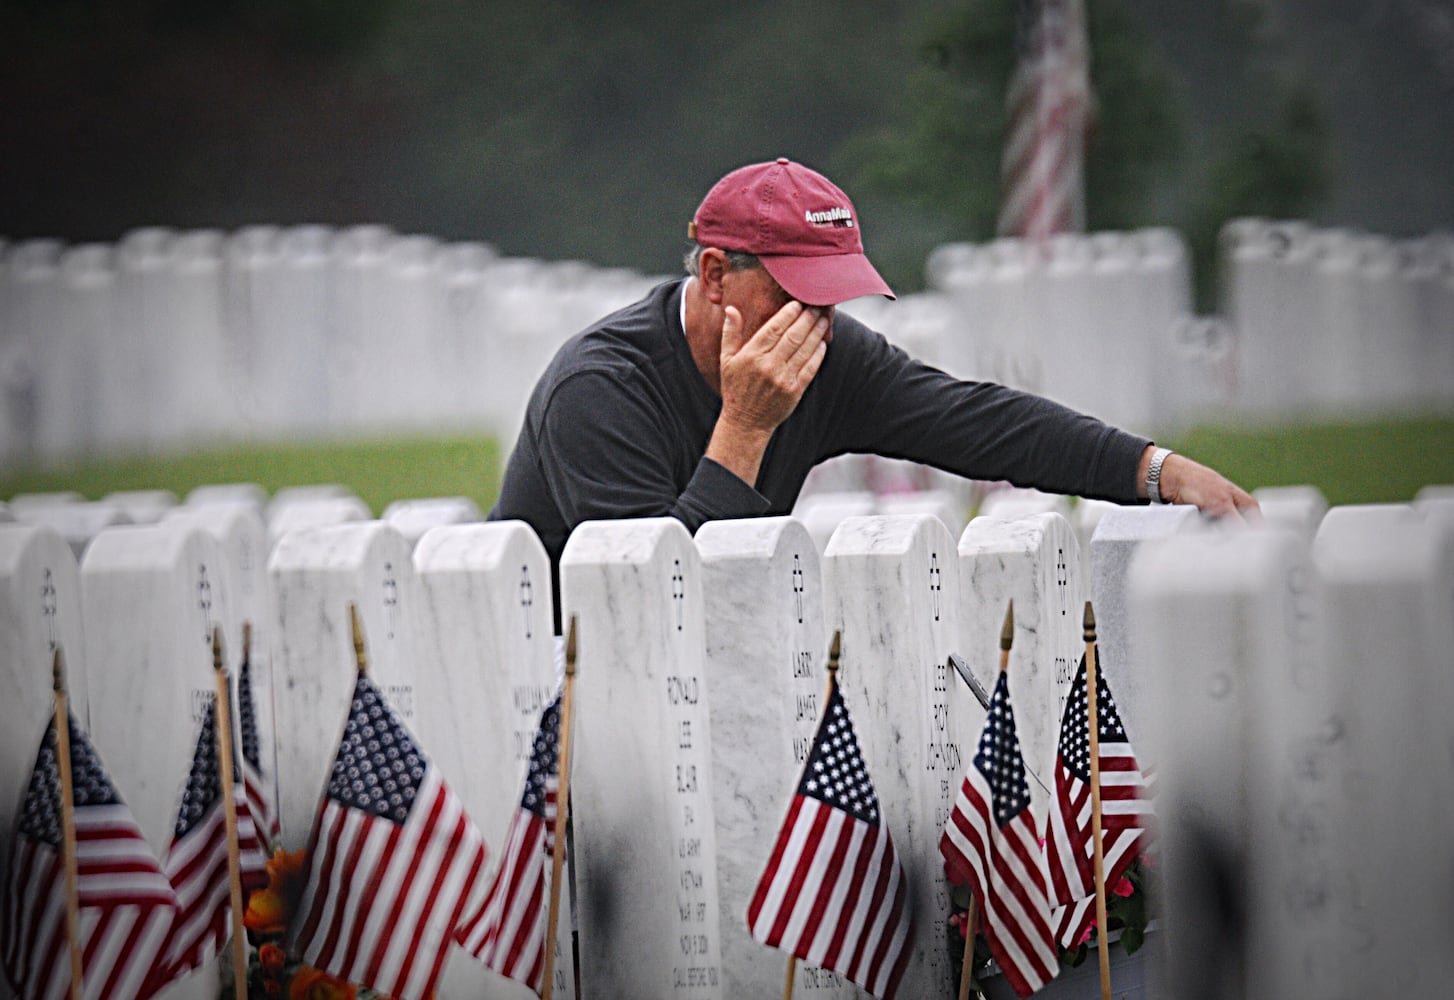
{"left": 0, "top": 227, "right": 662, "bottom": 464}
{"left": 3, "top": 483, "right": 1453, "bottom": 998}
{"left": 7, "top": 218, "right": 1452, "bottom": 474}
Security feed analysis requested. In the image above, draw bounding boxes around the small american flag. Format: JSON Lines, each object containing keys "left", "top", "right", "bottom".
{"left": 1, "top": 712, "right": 178, "bottom": 1000}
{"left": 997, "top": 0, "right": 1092, "bottom": 240}
{"left": 290, "top": 673, "right": 488, "bottom": 1000}
{"left": 237, "top": 648, "right": 281, "bottom": 844}
{"left": 747, "top": 676, "right": 911, "bottom": 999}
{"left": 1046, "top": 654, "right": 1152, "bottom": 949}
{"left": 158, "top": 694, "right": 269, "bottom": 983}
{"left": 457, "top": 694, "right": 561, "bottom": 993}
{"left": 940, "top": 672, "right": 1058, "bottom": 999}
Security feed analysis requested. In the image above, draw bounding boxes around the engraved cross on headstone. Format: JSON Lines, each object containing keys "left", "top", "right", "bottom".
{"left": 41, "top": 569, "right": 58, "bottom": 651}
{"left": 929, "top": 553, "right": 942, "bottom": 621}
{"left": 520, "top": 564, "right": 534, "bottom": 639}
{"left": 197, "top": 564, "right": 213, "bottom": 644}
{"left": 672, "top": 559, "right": 685, "bottom": 632}
{"left": 791, "top": 554, "right": 805, "bottom": 624}
{"left": 382, "top": 562, "right": 399, "bottom": 640}
{"left": 1056, "top": 547, "right": 1069, "bottom": 615}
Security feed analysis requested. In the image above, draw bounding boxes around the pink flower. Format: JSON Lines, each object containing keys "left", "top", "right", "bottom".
{"left": 1077, "top": 919, "right": 1096, "bottom": 947}
{"left": 1113, "top": 875, "right": 1135, "bottom": 898}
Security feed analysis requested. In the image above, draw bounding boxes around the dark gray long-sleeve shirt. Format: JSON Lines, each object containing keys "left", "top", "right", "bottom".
{"left": 490, "top": 279, "right": 1150, "bottom": 613}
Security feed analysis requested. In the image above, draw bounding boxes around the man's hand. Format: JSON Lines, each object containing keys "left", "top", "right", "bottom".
{"left": 705, "top": 301, "right": 829, "bottom": 486}
{"left": 1145, "top": 449, "right": 1261, "bottom": 521}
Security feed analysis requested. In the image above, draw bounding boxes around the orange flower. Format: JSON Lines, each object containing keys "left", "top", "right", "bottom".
{"left": 259, "top": 942, "right": 287, "bottom": 976}
{"left": 244, "top": 848, "right": 307, "bottom": 935}
{"left": 288, "top": 966, "right": 357, "bottom": 1000}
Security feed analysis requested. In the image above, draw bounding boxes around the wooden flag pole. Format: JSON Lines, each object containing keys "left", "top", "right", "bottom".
{"left": 542, "top": 616, "right": 579, "bottom": 1000}
{"left": 350, "top": 603, "right": 368, "bottom": 675}
{"left": 53, "top": 647, "right": 84, "bottom": 1000}
{"left": 1084, "top": 602, "right": 1112, "bottom": 1000}
{"left": 958, "top": 601, "right": 1013, "bottom": 1000}
{"left": 783, "top": 630, "right": 847, "bottom": 1000}
{"left": 212, "top": 627, "right": 250, "bottom": 1000}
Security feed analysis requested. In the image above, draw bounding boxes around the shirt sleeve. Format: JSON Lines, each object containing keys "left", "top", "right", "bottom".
{"left": 536, "top": 368, "right": 772, "bottom": 533}
{"left": 823, "top": 326, "right": 1151, "bottom": 503}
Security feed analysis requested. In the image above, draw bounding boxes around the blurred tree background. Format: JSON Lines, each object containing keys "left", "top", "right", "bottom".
{"left": 2, "top": 0, "right": 1450, "bottom": 305}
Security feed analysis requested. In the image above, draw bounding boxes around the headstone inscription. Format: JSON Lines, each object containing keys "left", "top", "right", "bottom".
{"left": 267, "top": 521, "right": 421, "bottom": 851}
{"left": 1311, "top": 512, "right": 1454, "bottom": 994}
{"left": 559, "top": 517, "right": 723, "bottom": 998}
{"left": 821, "top": 513, "right": 968, "bottom": 998}
{"left": 958, "top": 512, "right": 1083, "bottom": 820}
{"left": 80, "top": 521, "right": 236, "bottom": 1000}
{"left": 0, "top": 521, "right": 89, "bottom": 981}
{"left": 695, "top": 517, "right": 856, "bottom": 998}
{"left": 412, "top": 521, "right": 576, "bottom": 1000}
{"left": 1086, "top": 504, "right": 1202, "bottom": 747}
{"left": 1129, "top": 528, "right": 1332, "bottom": 1000}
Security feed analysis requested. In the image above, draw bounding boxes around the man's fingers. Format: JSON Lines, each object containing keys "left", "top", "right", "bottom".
{"left": 721, "top": 306, "right": 746, "bottom": 358}
{"left": 782, "top": 311, "right": 830, "bottom": 371}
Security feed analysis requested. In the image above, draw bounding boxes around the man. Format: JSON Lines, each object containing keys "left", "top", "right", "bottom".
{"left": 490, "top": 157, "right": 1257, "bottom": 607}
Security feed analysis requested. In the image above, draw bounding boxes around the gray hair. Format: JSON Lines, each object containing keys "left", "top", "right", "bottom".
{"left": 683, "top": 245, "right": 761, "bottom": 277}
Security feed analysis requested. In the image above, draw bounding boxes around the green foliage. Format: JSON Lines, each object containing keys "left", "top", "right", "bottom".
{"left": 0, "top": 435, "right": 502, "bottom": 518}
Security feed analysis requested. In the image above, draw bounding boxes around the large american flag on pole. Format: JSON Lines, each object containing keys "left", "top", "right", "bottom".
{"left": 237, "top": 648, "right": 280, "bottom": 845}
{"left": 290, "top": 672, "right": 488, "bottom": 1000}
{"left": 1045, "top": 654, "right": 1152, "bottom": 949}
{"left": 1, "top": 712, "right": 178, "bottom": 1000}
{"left": 747, "top": 675, "right": 911, "bottom": 999}
{"left": 457, "top": 693, "right": 561, "bottom": 993}
{"left": 158, "top": 695, "right": 269, "bottom": 982}
{"left": 940, "top": 672, "right": 1059, "bottom": 999}
{"left": 997, "top": 0, "right": 1093, "bottom": 240}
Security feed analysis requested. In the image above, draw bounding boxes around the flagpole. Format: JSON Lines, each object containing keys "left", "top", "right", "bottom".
{"left": 210, "top": 627, "right": 250, "bottom": 1000}
{"left": 53, "top": 647, "right": 84, "bottom": 1000}
{"left": 958, "top": 600, "right": 1013, "bottom": 1000}
{"left": 1084, "top": 602, "right": 1112, "bottom": 1000}
{"left": 542, "top": 616, "right": 579, "bottom": 1000}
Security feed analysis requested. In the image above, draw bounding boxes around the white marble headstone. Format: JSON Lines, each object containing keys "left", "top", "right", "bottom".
{"left": 695, "top": 517, "right": 855, "bottom": 998}
{"left": 792, "top": 491, "right": 876, "bottom": 554}
{"left": 15, "top": 500, "right": 133, "bottom": 560}
{"left": 822, "top": 513, "right": 969, "bottom": 998}
{"left": 1251, "top": 485, "right": 1328, "bottom": 539}
{"left": 1129, "top": 528, "right": 1331, "bottom": 1000}
{"left": 560, "top": 518, "right": 723, "bottom": 998}
{"left": 186, "top": 482, "right": 268, "bottom": 513}
{"left": 412, "top": 521, "right": 575, "bottom": 999}
{"left": 81, "top": 521, "right": 237, "bottom": 1000}
{"left": 878, "top": 489, "right": 968, "bottom": 542}
{"left": 267, "top": 521, "right": 421, "bottom": 850}
{"left": 383, "top": 496, "right": 483, "bottom": 546}
{"left": 958, "top": 512, "right": 1082, "bottom": 819}
{"left": 267, "top": 495, "right": 372, "bottom": 548}
{"left": 1, "top": 522, "right": 89, "bottom": 963}
{"left": 975, "top": 486, "right": 1071, "bottom": 521}
{"left": 1087, "top": 504, "right": 1203, "bottom": 747}
{"left": 102, "top": 488, "right": 179, "bottom": 525}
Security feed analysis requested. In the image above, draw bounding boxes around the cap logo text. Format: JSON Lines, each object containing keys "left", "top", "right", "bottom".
{"left": 805, "top": 206, "right": 854, "bottom": 228}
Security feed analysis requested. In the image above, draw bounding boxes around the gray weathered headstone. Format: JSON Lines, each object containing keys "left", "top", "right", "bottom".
{"left": 695, "top": 516, "right": 856, "bottom": 998}
{"left": 561, "top": 518, "right": 723, "bottom": 998}
{"left": 822, "top": 513, "right": 968, "bottom": 998}
{"left": 267, "top": 521, "right": 421, "bottom": 850}
{"left": 81, "top": 521, "right": 236, "bottom": 1000}
{"left": 412, "top": 521, "right": 575, "bottom": 999}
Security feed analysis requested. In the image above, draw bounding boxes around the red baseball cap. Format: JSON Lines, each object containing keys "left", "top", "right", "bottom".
{"left": 689, "top": 157, "right": 895, "bottom": 305}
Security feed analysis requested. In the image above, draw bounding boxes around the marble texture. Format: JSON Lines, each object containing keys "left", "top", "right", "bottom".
{"left": 81, "top": 521, "right": 236, "bottom": 1000}
{"left": 958, "top": 513, "right": 1082, "bottom": 821}
{"left": 383, "top": 496, "right": 484, "bottom": 546}
{"left": 1129, "top": 529, "right": 1336, "bottom": 1000}
{"left": 267, "top": 521, "right": 422, "bottom": 850}
{"left": 1311, "top": 511, "right": 1454, "bottom": 995}
{"left": 822, "top": 513, "right": 969, "bottom": 999}
{"left": 560, "top": 518, "right": 723, "bottom": 998}
{"left": 1, "top": 522, "right": 89, "bottom": 963}
{"left": 695, "top": 517, "right": 855, "bottom": 998}
{"left": 412, "top": 521, "right": 575, "bottom": 999}
{"left": 1087, "top": 504, "right": 1203, "bottom": 751}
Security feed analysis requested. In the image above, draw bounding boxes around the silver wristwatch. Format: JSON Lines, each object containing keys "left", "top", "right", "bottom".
{"left": 1146, "top": 447, "right": 1173, "bottom": 504}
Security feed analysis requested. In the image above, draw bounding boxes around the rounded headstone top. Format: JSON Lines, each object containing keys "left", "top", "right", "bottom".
{"left": 268, "top": 518, "right": 406, "bottom": 574}
{"left": 332, "top": 224, "right": 395, "bottom": 262}
{"left": 823, "top": 511, "right": 952, "bottom": 558}
{"left": 695, "top": 514, "right": 811, "bottom": 562}
{"left": 560, "top": 515, "right": 692, "bottom": 567}
{"left": 117, "top": 227, "right": 175, "bottom": 268}
{"left": 413, "top": 520, "right": 547, "bottom": 573}
{"left": 79, "top": 520, "right": 212, "bottom": 573}
{"left": 280, "top": 225, "right": 333, "bottom": 264}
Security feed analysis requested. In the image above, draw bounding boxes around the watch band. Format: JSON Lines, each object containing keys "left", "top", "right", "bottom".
{"left": 1146, "top": 447, "right": 1173, "bottom": 504}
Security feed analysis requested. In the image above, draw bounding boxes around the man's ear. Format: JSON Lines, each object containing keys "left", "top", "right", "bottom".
{"left": 698, "top": 248, "right": 728, "bottom": 304}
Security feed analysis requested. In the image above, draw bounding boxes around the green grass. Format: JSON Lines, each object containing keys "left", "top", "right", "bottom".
{"left": 1166, "top": 415, "right": 1454, "bottom": 506}
{"left": 0, "top": 434, "right": 503, "bottom": 517}
{"left": 3, "top": 416, "right": 1452, "bottom": 515}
